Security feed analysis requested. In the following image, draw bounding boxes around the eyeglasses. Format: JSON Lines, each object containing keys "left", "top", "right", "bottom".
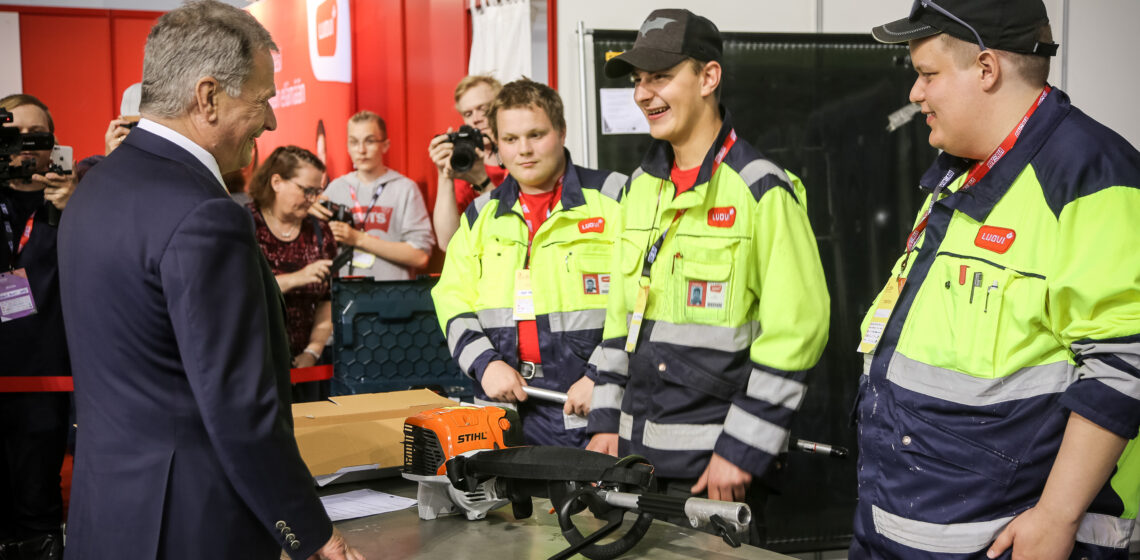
{"left": 289, "top": 180, "right": 323, "bottom": 201}
{"left": 911, "top": 0, "right": 987, "bottom": 51}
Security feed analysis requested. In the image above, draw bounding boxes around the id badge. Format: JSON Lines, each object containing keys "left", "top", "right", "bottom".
{"left": 351, "top": 250, "right": 376, "bottom": 269}
{"left": 513, "top": 269, "right": 536, "bottom": 321}
{"left": 624, "top": 279, "right": 650, "bottom": 353}
{"left": 857, "top": 279, "right": 901, "bottom": 354}
{"left": 0, "top": 268, "right": 37, "bottom": 322}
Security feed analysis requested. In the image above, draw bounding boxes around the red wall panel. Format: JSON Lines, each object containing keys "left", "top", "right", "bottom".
{"left": 110, "top": 14, "right": 157, "bottom": 115}
{"left": 5, "top": 6, "right": 160, "bottom": 164}
{"left": 351, "top": 0, "right": 408, "bottom": 181}
{"left": 19, "top": 13, "right": 113, "bottom": 161}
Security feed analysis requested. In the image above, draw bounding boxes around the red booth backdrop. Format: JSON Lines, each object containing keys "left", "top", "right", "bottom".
{"left": 2, "top": 0, "right": 557, "bottom": 269}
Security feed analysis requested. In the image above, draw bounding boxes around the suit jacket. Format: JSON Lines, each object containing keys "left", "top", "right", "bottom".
{"left": 58, "top": 128, "right": 331, "bottom": 560}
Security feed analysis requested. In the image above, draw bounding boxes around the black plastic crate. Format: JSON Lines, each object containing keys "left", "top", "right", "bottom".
{"left": 330, "top": 277, "right": 473, "bottom": 399}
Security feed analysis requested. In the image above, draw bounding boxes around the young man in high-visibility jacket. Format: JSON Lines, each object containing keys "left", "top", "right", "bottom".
{"left": 585, "top": 9, "right": 830, "bottom": 544}
{"left": 432, "top": 78, "right": 626, "bottom": 447}
{"left": 856, "top": 0, "right": 1140, "bottom": 558}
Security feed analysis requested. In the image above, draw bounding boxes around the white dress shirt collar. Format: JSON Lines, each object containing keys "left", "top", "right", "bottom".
{"left": 137, "top": 118, "right": 226, "bottom": 189}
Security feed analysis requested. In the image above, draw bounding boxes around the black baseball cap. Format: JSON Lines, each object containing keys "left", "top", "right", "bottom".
{"left": 871, "top": 0, "right": 1058, "bottom": 56}
{"left": 604, "top": 9, "right": 723, "bottom": 79}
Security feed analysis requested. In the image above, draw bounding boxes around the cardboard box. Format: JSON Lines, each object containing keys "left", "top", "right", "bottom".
{"left": 292, "top": 390, "right": 454, "bottom": 481}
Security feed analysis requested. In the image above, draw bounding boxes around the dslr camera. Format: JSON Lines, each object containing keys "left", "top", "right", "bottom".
{"left": 321, "top": 200, "right": 352, "bottom": 223}
{"left": 441, "top": 125, "right": 485, "bottom": 173}
{"left": 1, "top": 108, "right": 55, "bottom": 183}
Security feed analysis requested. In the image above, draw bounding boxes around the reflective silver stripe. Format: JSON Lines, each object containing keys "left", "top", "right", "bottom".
{"left": 1072, "top": 340, "right": 1140, "bottom": 370}
{"left": 600, "top": 172, "right": 626, "bottom": 201}
{"left": 548, "top": 308, "right": 606, "bottom": 333}
{"left": 476, "top": 307, "right": 514, "bottom": 330}
{"left": 457, "top": 337, "right": 495, "bottom": 372}
{"left": 1075, "top": 512, "right": 1134, "bottom": 549}
{"left": 588, "top": 346, "right": 629, "bottom": 377}
{"left": 863, "top": 353, "right": 873, "bottom": 376}
{"left": 629, "top": 167, "right": 645, "bottom": 185}
{"left": 473, "top": 396, "right": 516, "bottom": 411}
{"left": 471, "top": 191, "right": 492, "bottom": 215}
{"left": 591, "top": 383, "right": 624, "bottom": 411}
{"left": 1082, "top": 357, "right": 1140, "bottom": 400}
{"left": 649, "top": 321, "right": 757, "bottom": 354}
{"left": 738, "top": 159, "right": 789, "bottom": 188}
{"left": 446, "top": 317, "right": 483, "bottom": 354}
{"left": 721, "top": 404, "right": 785, "bottom": 456}
{"left": 745, "top": 368, "right": 806, "bottom": 410}
{"left": 642, "top": 420, "right": 721, "bottom": 451}
{"left": 887, "top": 352, "right": 1076, "bottom": 406}
{"left": 871, "top": 505, "right": 1011, "bottom": 554}
{"left": 618, "top": 412, "right": 633, "bottom": 440}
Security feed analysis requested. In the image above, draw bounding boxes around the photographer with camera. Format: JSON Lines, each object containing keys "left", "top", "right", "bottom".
{"left": 315, "top": 110, "right": 433, "bottom": 280}
{"left": 0, "top": 93, "right": 76, "bottom": 560}
{"left": 429, "top": 75, "right": 508, "bottom": 250}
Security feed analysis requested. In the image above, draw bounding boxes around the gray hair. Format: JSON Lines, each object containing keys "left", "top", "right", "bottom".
{"left": 140, "top": 0, "right": 277, "bottom": 118}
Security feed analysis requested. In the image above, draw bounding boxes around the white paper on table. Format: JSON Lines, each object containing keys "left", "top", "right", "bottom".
{"left": 320, "top": 488, "right": 418, "bottom": 522}
{"left": 599, "top": 88, "right": 649, "bottom": 135}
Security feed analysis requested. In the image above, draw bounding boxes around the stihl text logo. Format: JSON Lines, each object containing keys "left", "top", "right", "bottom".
{"left": 974, "top": 226, "right": 1016, "bottom": 254}
{"left": 316, "top": 0, "right": 338, "bottom": 56}
{"left": 457, "top": 432, "right": 487, "bottom": 444}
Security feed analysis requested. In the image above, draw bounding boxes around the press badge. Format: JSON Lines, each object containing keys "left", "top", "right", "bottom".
{"left": 0, "top": 269, "right": 37, "bottom": 322}
{"left": 563, "top": 411, "right": 588, "bottom": 430}
{"left": 351, "top": 250, "right": 376, "bottom": 269}
{"left": 582, "top": 274, "right": 609, "bottom": 295}
{"left": 624, "top": 280, "right": 650, "bottom": 353}
{"left": 513, "top": 269, "right": 536, "bottom": 321}
{"left": 857, "top": 280, "right": 900, "bottom": 354}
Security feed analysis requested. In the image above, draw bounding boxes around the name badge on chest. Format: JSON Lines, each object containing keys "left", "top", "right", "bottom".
{"left": 0, "top": 269, "right": 37, "bottom": 322}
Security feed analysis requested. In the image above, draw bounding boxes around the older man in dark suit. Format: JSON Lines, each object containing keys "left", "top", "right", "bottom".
{"left": 57, "top": 2, "right": 362, "bottom": 559}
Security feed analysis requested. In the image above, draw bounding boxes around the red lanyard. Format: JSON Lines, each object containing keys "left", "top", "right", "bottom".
{"left": 898, "top": 86, "right": 1051, "bottom": 279}
{"left": 18, "top": 214, "right": 33, "bottom": 254}
{"left": 643, "top": 129, "right": 737, "bottom": 276}
{"left": 346, "top": 180, "right": 385, "bottom": 227}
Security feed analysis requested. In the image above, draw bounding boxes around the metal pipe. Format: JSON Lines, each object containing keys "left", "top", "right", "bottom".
{"left": 576, "top": 20, "right": 592, "bottom": 167}
{"left": 522, "top": 386, "right": 568, "bottom": 403}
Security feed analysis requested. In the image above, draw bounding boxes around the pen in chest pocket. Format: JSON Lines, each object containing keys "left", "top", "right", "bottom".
{"left": 970, "top": 271, "right": 983, "bottom": 303}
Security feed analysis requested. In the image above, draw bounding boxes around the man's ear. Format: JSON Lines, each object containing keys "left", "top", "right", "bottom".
{"left": 700, "top": 60, "right": 722, "bottom": 99}
{"left": 977, "top": 50, "right": 1001, "bottom": 92}
{"left": 194, "top": 77, "right": 221, "bottom": 124}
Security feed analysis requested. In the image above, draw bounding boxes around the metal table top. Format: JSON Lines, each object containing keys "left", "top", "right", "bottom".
{"left": 329, "top": 477, "right": 791, "bottom": 559}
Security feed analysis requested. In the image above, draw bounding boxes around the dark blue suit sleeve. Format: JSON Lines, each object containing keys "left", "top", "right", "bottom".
{"left": 159, "top": 198, "right": 331, "bottom": 559}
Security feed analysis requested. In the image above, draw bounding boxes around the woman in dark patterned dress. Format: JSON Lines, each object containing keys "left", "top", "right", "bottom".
{"left": 247, "top": 146, "right": 337, "bottom": 402}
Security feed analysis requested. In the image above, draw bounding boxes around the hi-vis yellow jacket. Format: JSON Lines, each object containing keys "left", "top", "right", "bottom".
{"left": 586, "top": 113, "right": 830, "bottom": 479}
{"left": 432, "top": 155, "right": 625, "bottom": 448}
{"left": 851, "top": 88, "right": 1140, "bottom": 559}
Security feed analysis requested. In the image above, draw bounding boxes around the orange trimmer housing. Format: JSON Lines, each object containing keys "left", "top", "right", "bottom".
{"left": 403, "top": 405, "right": 524, "bottom": 477}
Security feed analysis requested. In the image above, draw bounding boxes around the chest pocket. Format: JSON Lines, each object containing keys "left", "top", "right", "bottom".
{"left": 476, "top": 237, "right": 524, "bottom": 308}
{"left": 674, "top": 236, "right": 738, "bottom": 325}
{"left": 548, "top": 240, "right": 613, "bottom": 308}
{"left": 897, "top": 252, "right": 1047, "bottom": 378}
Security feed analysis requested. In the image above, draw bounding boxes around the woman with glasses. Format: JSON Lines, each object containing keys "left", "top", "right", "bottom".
{"left": 247, "top": 145, "right": 337, "bottom": 402}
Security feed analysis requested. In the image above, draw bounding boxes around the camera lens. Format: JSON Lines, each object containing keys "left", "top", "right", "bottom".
{"left": 450, "top": 145, "right": 476, "bottom": 173}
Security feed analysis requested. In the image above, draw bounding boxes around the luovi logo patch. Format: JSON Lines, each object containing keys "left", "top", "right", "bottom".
{"left": 707, "top": 206, "right": 736, "bottom": 228}
{"left": 974, "top": 226, "right": 1016, "bottom": 254}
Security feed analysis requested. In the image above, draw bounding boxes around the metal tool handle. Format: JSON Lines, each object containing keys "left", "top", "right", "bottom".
{"left": 522, "top": 386, "right": 568, "bottom": 404}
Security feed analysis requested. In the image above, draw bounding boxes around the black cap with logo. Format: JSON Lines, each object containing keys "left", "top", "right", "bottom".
{"left": 871, "top": 0, "right": 1058, "bottom": 56}
{"left": 604, "top": 9, "right": 723, "bottom": 79}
